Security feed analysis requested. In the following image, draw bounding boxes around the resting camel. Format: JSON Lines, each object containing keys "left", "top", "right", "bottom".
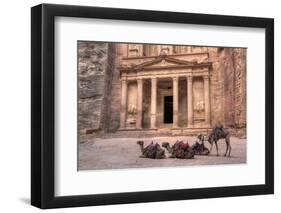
{"left": 207, "top": 124, "right": 231, "bottom": 157}
{"left": 191, "top": 134, "right": 210, "bottom": 155}
{"left": 162, "top": 141, "right": 195, "bottom": 159}
{"left": 136, "top": 141, "right": 165, "bottom": 159}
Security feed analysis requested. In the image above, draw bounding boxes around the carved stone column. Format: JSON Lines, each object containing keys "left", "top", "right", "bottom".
{"left": 150, "top": 77, "right": 157, "bottom": 129}
{"left": 204, "top": 75, "right": 211, "bottom": 126}
{"left": 187, "top": 76, "right": 193, "bottom": 127}
{"left": 120, "top": 79, "right": 128, "bottom": 129}
{"left": 136, "top": 79, "right": 143, "bottom": 129}
{"left": 173, "top": 77, "right": 179, "bottom": 128}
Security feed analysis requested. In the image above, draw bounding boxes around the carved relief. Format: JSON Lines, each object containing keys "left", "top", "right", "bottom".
{"left": 194, "top": 100, "right": 205, "bottom": 112}
{"left": 193, "top": 78, "right": 205, "bottom": 121}
{"left": 143, "top": 45, "right": 159, "bottom": 56}
{"left": 126, "top": 82, "right": 137, "bottom": 127}
{"left": 128, "top": 44, "right": 141, "bottom": 57}
{"left": 128, "top": 103, "right": 137, "bottom": 115}
{"left": 160, "top": 45, "right": 172, "bottom": 55}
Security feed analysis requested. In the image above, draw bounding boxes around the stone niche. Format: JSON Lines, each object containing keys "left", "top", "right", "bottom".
{"left": 126, "top": 82, "right": 137, "bottom": 128}
{"left": 193, "top": 77, "right": 205, "bottom": 124}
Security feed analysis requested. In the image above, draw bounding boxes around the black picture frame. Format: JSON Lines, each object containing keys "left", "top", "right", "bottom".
{"left": 31, "top": 3, "right": 274, "bottom": 209}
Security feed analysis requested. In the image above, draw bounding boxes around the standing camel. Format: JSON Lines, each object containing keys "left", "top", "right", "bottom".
{"left": 207, "top": 124, "right": 231, "bottom": 157}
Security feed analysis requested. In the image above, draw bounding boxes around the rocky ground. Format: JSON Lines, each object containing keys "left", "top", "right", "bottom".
{"left": 78, "top": 136, "right": 246, "bottom": 170}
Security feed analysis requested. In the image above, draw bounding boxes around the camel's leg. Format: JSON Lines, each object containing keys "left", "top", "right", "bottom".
{"left": 215, "top": 141, "right": 219, "bottom": 156}
{"left": 228, "top": 144, "right": 231, "bottom": 157}
{"left": 209, "top": 142, "right": 213, "bottom": 154}
{"left": 224, "top": 140, "right": 229, "bottom": 156}
{"left": 226, "top": 136, "right": 231, "bottom": 157}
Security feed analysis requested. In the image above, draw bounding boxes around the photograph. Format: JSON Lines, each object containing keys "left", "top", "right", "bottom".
{"left": 78, "top": 42, "right": 247, "bottom": 170}
{"left": 29, "top": 2, "right": 274, "bottom": 209}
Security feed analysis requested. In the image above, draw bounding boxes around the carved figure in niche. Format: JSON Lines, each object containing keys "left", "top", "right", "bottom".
{"left": 194, "top": 100, "right": 205, "bottom": 112}
{"left": 128, "top": 103, "right": 137, "bottom": 115}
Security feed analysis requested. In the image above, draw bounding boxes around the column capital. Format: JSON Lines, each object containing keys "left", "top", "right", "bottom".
{"left": 172, "top": 76, "right": 179, "bottom": 81}
{"left": 186, "top": 75, "right": 193, "bottom": 81}
{"left": 151, "top": 77, "right": 158, "bottom": 83}
{"left": 137, "top": 78, "right": 143, "bottom": 83}
{"left": 203, "top": 75, "right": 210, "bottom": 80}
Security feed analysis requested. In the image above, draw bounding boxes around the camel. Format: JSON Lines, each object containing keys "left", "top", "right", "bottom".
{"left": 162, "top": 141, "right": 195, "bottom": 159}
{"left": 191, "top": 134, "right": 210, "bottom": 155}
{"left": 136, "top": 141, "right": 165, "bottom": 159}
{"left": 207, "top": 124, "right": 231, "bottom": 157}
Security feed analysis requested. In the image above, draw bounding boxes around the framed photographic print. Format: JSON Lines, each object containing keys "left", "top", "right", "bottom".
{"left": 31, "top": 3, "right": 274, "bottom": 209}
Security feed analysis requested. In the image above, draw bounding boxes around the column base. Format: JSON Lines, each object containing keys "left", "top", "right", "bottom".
{"left": 171, "top": 129, "right": 182, "bottom": 135}
{"left": 149, "top": 128, "right": 158, "bottom": 130}
{"left": 119, "top": 127, "right": 138, "bottom": 131}
{"left": 204, "top": 123, "right": 211, "bottom": 128}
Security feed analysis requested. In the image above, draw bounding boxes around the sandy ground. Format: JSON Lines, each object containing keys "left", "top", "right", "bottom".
{"left": 78, "top": 136, "right": 246, "bottom": 170}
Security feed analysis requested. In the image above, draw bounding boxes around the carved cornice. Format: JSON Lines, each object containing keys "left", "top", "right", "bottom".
{"left": 119, "top": 55, "right": 212, "bottom": 73}
{"left": 121, "top": 52, "right": 209, "bottom": 60}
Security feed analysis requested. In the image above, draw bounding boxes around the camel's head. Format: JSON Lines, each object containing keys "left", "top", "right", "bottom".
{"left": 136, "top": 141, "right": 144, "bottom": 146}
{"left": 215, "top": 123, "right": 224, "bottom": 129}
{"left": 161, "top": 142, "right": 170, "bottom": 148}
{"left": 206, "top": 134, "right": 214, "bottom": 144}
{"left": 197, "top": 133, "right": 204, "bottom": 141}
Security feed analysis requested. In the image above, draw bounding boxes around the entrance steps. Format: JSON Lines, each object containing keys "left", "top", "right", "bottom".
{"left": 96, "top": 127, "right": 213, "bottom": 139}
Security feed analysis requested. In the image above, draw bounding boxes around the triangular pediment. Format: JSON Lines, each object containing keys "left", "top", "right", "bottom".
{"left": 147, "top": 58, "right": 185, "bottom": 68}
{"left": 119, "top": 55, "right": 211, "bottom": 72}
{"left": 134, "top": 56, "right": 199, "bottom": 70}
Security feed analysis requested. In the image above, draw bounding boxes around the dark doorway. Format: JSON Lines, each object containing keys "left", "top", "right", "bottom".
{"left": 164, "top": 96, "right": 173, "bottom": 123}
